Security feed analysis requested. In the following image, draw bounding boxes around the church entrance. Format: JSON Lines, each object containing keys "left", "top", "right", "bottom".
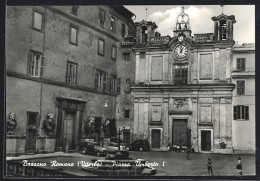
{"left": 172, "top": 119, "right": 188, "bottom": 146}
{"left": 151, "top": 129, "right": 161, "bottom": 148}
{"left": 201, "top": 130, "right": 211, "bottom": 151}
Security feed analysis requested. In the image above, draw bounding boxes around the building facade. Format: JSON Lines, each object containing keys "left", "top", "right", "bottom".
{"left": 6, "top": 6, "right": 135, "bottom": 156}
{"left": 231, "top": 43, "right": 255, "bottom": 153}
{"left": 132, "top": 8, "right": 237, "bottom": 153}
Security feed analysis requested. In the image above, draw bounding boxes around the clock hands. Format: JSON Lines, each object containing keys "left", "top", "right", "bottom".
{"left": 180, "top": 47, "right": 184, "bottom": 53}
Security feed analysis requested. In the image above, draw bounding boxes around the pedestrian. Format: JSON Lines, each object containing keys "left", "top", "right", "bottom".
{"left": 207, "top": 158, "right": 213, "bottom": 176}
{"left": 236, "top": 157, "right": 242, "bottom": 175}
{"left": 186, "top": 147, "right": 191, "bottom": 160}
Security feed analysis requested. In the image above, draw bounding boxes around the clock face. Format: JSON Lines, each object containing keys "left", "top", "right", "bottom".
{"left": 174, "top": 45, "right": 188, "bottom": 59}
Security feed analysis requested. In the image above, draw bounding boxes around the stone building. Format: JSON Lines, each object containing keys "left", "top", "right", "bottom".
{"left": 231, "top": 43, "right": 255, "bottom": 154}
{"left": 6, "top": 6, "right": 135, "bottom": 156}
{"left": 132, "top": 8, "right": 237, "bottom": 152}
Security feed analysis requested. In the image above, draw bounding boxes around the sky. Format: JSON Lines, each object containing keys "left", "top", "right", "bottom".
{"left": 125, "top": 5, "right": 255, "bottom": 44}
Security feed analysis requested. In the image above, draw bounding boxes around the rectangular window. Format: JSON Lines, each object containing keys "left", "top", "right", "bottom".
{"left": 121, "top": 23, "right": 126, "bottom": 37}
{"left": 123, "top": 53, "right": 130, "bottom": 61}
{"left": 70, "top": 26, "right": 78, "bottom": 45}
{"left": 110, "top": 75, "right": 116, "bottom": 93}
{"left": 124, "top": 110, "right": 130, "bottom": 118}
{"left": 111, "top": 45, "right": 117, "bottom": 60}
{"left": 28, "top": 51, "right": 44, "bottom": 77}
{"left": 234, "top": 106, "right": 249, "bottom": 120}
{"left": 95, "top": 70, "right": 108, "bottom": 91}
{"left": 237, "top": 80, "right": 245, "bottom": 95}
{"left": 110, "top": 17, "right": 115, "bottom": 32}
{"left": 66, "top": 61, "right": 77, "bottom": 85}
{"left": 140, "top": 52, "right": 146, "bottom": 59}
{"left": 71, "top": 6, "right": 78, "bottom": 15}
{"left": 173, "top": 64, "right": 188, "bottom": 85}
{"left": 33, "top": 11, "right": 43, "bottom": 31}
{"left": 117, "top": 78, "right": 121, "bottom": 95}
{"left": 98, "top": 38, "right": 104, "bottom": 56}
{"left": 237, "top": 58, "right": 246, "bottom": 71}
{"left": 99, "top": 8, "right": 105, "bottom": 28}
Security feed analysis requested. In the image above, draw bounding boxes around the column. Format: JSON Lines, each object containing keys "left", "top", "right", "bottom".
{"left": 213, "top": 97, "right": 220, "bottom": 148}
{"left": 214, "top": 48, "right": 219, "bottom": 80}
{"left": 191, "top": 97, "right": 198, "bottom": 151}
{"left": 135, "top": 52, "right": 140, "bottom": 83}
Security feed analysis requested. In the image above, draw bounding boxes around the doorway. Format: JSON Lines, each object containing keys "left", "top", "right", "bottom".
{"left": 151, "top": 129, "right": 161, "bottom": 148}
{"left": 26, "top": 112, "right": 38, "bottom": 153}
{"left": 172, "top": 119, "right": 188, "bottom": 146}
{"left": 201, "top": 130, "right": 211, "bottom": 151}
{"left": 64, "top": 111, "right": 76, "bottom": 152}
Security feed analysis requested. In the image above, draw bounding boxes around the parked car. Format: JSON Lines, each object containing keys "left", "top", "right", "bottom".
{"left": 129, "top": 139, "right": 150, "bottom": 151}
{"left": 79, "top": 141, "right": 107, "bottom": 157}
{"left": 104, "top": 142, "right": 127, "bottom": 153}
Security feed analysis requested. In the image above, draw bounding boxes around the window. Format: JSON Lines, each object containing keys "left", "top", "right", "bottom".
{"left": 33, "top": 11, "right": 43, "bottom": 31}
{"left": 237, "top": 58, "right": 246, "bottom": 71}
{"left": 98, "top": 38, "right": 104, "bottom": 56}
{"left": 99, "top": 8, "right": 105, "bottom": 28}
{"left": 111, "top": 45, "right": 117, "bottom": 60}
{"left": 123, "top": 53, "right": 130, "bottom": 61}
{"left": 121, "top": 23, "right": 126, "bottom": 37}
{"left": 125, "top": 79, "right": 131, "bottom": 93}
{"left": 140, "top": 52, "right": 146, "bottom": 59}
{"left": 28, "top": 51, "right": 44, "bottom": 77}
{"left": 110, "top": 17, "right": 115, "bottom": 32}
{"left": 125, "top": 110, "right": 130, "bottom": 118}
{"left": 71, "top": 6, "right": 78, "bottom": 15}
{"left": 220, "top": 20, "right": 227, "bottom": 40}
{"left": 117, "top": 78, "right": 121, "bottom": 95}
{"left": 95, "top": 70, "right": 108, "bottom": 91}
{"left": 237, "top": 80, "right": 245, "bottom": 95}
{"left": 70, "top": 26, "right": 78, "bottom": 45}
{"left": 173, "top": 64, "right": 188, "bottom": 85}
{"left": 234, "top": 106, "right": 249, "bottom": 120}
{"left": 66, "top": 61, "right": 77, "bottom": 85}
{"left": 110, "top": 75, "right": 116, "bottom": 93}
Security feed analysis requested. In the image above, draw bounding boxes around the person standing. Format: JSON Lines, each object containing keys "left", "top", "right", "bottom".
{"left": 186, "top": 147, "right": 191, "bottom": 160}
{"left": 207, "top": 158, "right": 213, "bottom": 176}
{"left": 236, "top": 157, "right": 243, "bottom": 175}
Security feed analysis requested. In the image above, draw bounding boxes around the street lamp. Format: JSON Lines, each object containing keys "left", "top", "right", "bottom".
{"left": 117, "top": 127, "right": 125, "bottom": 151}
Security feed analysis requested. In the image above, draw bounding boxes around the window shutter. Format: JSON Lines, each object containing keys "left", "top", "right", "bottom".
{"left": 66, "top": 62, "right": 69, "bottom": 83}
{"left": 233, "top": 106, "right": 238, "bottom": 120}
{"left": 40, "top": 56, "right": 44, "bottom": 77}
{"left": 95, "top": 72, "right": 99, "bottom": 90}
{"left": 237, "top": 59, "right": 241, "bottom": 70}
{"left": 245, "top": 106, "right": 249, "bottom": 120}
{"left": 242, "top": 59, "right": 245, "bottom": 71}
{"left": 117, "top": 78, "right": 121, "bottom": 95}
{"left": 237, "top": 81, "right": 241, "bottom": 95}
{"left": 28, "top": 52, "right": 33, "bottom": 75}
{"left": 242, "top": 81, "right": 245, "bottom": 95}
{"left": 103, "top": 73, "right": 107, "bottom": 91}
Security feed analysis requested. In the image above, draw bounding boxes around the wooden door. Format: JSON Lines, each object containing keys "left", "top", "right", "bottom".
{"left": 151, "top": 130, "right": 161, "bottom": 148}
{"left": 172, "top": 119, "right": 187, "bottom": 146}
{"left": 64, "top": 112, "right": 75, "bottom": 152}
{"left": 26, "top": 112, "right": 38, "bottom": 153}
{"left": 201, "top": 130, "right": 211, "bottom": 151}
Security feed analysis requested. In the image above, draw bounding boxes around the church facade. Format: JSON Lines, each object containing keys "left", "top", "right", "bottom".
{"left": 132, "top": 8, "right": 237, "bottom": 153}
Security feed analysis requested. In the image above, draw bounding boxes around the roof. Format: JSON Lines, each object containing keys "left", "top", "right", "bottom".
{"left": 233, "top": 43, "right": 255, "bottom": 52}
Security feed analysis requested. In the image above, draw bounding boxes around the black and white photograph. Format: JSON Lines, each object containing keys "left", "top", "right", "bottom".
{"left": 4, "top": 3, "right": 257, "bottom": 178}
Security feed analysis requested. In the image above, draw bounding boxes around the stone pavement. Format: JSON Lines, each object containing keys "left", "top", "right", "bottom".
{"left": 6, "top": 151, "right": 256, "bottom": 177}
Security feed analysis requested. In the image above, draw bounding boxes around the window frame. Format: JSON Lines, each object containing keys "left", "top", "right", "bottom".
{"left": 233, "top": 105, "right": 249, "bottom": 120}
{"left": 110, "top": 16, "right": 116, "bottom": 32}
{"left": 124, "top": 109, "right": 130, "bottom": 119}
{"left": 111, "top": 45, "right": 117, "bottom": 61}
{"left": 121, "top": 23, "right": 126, "bottom": 37}
{"left": 98, "top": 38, "right": 105, "bottom": 56}
{"left": 66, "top": 61, "right": 78, "bottom": 85}
{"left": 71, "top": 6, "right": 78, "bottom": 16}
{"left": 123, "top": 52, "right": 130, "bottom": 61}
{"left": 110, "top": 74, "right": 116, "bottom": 93}
{"left": 236, "top": 58, "right": 246, "bottom": 71}
{"left": 69, "top": 25, "right": 78, "bottom": 46}
{"left": 99, "top": 8, "right": 105, "bottom": 28}
{"left": 27, "top": 50, "right": 44, "bottom": 78}
{"left": 237, "top": 80, "right": 245, "bottom": 95}
{"left": 32, "top": 10, "right": 44, "bottom": 32}
{"left": 173, "top": 64, "right": 188, "bottom": 85}
{"left": 95, "top": 69, "right": 108, "bottom": 92}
